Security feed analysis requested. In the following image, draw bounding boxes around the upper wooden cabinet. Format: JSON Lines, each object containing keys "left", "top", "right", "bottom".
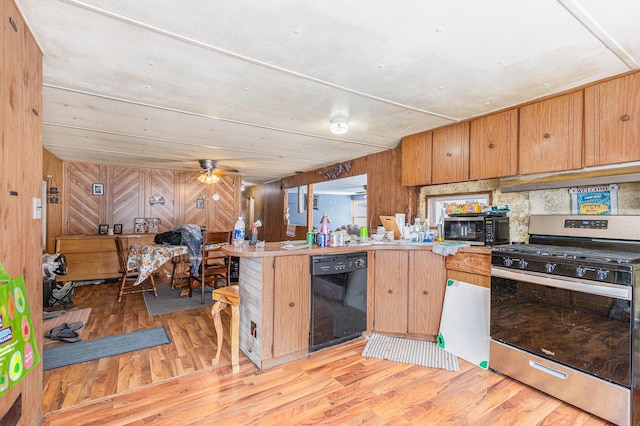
{"left": 432, "top": 122, "right": 470, "bottom": 184}
{"left": 518, "top": 91, "right": 583, "bottom": 175}
{"left": 584, "top": 72, "right": 640, "bottom": 167}
{"left": 401, "top": 131, "right": 432, "bottom": 186}
{"left": 469, "top": 109, "right": 518, "bottom": 180}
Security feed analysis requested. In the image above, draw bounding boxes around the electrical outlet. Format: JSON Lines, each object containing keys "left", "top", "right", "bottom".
{"left": 250, "top": 321, "right": 257, "bottom": 337}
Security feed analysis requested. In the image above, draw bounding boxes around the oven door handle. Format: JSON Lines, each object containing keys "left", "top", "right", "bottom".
{"left": 491, "top": 267, "right": 631, "bottom": 300}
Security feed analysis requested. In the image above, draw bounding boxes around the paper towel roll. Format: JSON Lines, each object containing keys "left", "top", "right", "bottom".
{"left": 395, "top": 213, "right": 405, "bottom": 231}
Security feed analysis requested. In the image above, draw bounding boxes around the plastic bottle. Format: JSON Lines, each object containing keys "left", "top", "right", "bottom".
{"left": 233, "top": 217, "right": 245, "bottom": 245}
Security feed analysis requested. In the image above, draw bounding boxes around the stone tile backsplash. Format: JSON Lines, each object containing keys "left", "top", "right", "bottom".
{"left": 420, "top": 180, "right": 640, "bottom": 243}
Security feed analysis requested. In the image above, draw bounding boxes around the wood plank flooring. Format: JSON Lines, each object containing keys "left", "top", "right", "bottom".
{"left": 42, "top": 281, "right": 613, "bottom": 425}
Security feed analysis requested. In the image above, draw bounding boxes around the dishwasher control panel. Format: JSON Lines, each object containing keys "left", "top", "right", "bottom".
{"left": 311, "top": 252, "right": 367, "bottom": 276}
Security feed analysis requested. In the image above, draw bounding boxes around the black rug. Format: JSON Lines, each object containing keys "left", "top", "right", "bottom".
{"left": 43, "top": 326, "right": 170, "bottom": 370}
{"left": 143, "top": 284, "right": 215, "bottom": 316}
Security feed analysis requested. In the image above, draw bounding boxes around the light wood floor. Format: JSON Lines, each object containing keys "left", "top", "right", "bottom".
{"left": 42, "top": 281, "right": 612, "bottom": 425}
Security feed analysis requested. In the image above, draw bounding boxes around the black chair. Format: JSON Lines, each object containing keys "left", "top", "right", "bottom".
{"left": 189, "top": 231, "right": 232, "bottom": 303}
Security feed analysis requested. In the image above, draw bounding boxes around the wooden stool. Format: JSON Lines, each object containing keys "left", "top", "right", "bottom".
{"left": 211, "top": 285, "right": 240, "bottom": 374}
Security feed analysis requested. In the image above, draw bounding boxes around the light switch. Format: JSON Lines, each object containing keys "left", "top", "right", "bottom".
{"left": 33, "top": 197, "right": 42, "bottom": 219}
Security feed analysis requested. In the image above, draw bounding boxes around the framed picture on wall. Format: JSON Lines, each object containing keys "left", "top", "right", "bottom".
{"left": 113, "top": 224, "right": 123, "bottom": 234}
{"left": 92, "top": 183, "right": 104, "bottom": 195}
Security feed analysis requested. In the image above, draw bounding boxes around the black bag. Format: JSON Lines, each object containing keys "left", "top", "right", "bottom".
{"left": 154, "top": 230, "right": 182, "bottom": 245}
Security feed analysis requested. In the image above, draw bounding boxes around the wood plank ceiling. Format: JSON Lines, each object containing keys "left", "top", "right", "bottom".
{"left": 16, "top": 0, "right": 640, "bottom": 185}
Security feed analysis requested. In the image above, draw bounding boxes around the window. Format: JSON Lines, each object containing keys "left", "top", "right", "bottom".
{"left": 427, "top": 192, "right": 491, "bottom": 226}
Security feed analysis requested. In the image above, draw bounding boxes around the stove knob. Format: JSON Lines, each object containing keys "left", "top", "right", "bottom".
{"left": 597, "top": 269, "right": 609, "bottom": 280}
{"left": 545, "top": 263, "right": 556, "bottom": 273}
{"left": 518, "top": 259, "right": 528, "bottom": 269}
{"left": 503, "top": 257, "right": 514, "bottom": 267}
{"left": 575, "top": 266, "right": 587, "bottom": 278}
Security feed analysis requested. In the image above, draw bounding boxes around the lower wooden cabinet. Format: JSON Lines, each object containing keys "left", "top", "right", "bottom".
{"left": 373, "top": 250, "right": 446, "bottom": 336}
{"left": 272, "top": 255, "right": 309, "bottom": 358}
{"left": 239, "top": 255, "right": 309, "bottom": 370}
{"left": 55, "top": 234, "right": 155, "bottom": 282}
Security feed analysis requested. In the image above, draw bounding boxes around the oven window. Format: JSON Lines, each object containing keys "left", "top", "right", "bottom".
{"left": 491, "top": 277, "right": 630, "bottom": 387}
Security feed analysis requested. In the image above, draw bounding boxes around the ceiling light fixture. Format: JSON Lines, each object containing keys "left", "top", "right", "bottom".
{"left": 330, "top": 117, "right": 349, "bottom": 135}
{"left": 197, "top": 172, "right": 220, "bottom": 184}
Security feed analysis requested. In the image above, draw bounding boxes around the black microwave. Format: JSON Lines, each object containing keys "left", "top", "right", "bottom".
{"left": 443, "top": 214, "right": 510, "bottom": 246}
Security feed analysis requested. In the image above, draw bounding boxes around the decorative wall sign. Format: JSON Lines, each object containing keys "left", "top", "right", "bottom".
{"left": 148, "top": 194, "right": 165, "bottom": 205}
{"left": 319, "top": 162, "right": 351, "bottom": 180}
{"left": 570, "top": 184, "right": 618, "bottom": 215}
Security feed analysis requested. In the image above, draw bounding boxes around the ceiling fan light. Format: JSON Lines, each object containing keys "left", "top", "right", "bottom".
{"left": 330, "top": 118, "right": 349, "bottom": 135}
{"left": 198, "top": 172, "right": 220, "bottom": 184}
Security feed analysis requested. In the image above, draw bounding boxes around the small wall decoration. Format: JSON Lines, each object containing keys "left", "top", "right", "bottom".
{"left": 92, "top": 183, "right": 104, "bottom": 195}
{"left": 148, "top": 194, "right": 165, "bottom": 205}
{"left": 570, "top": 184, "right": 618, "bottom": 215}
{"left": 319, "top": 162, "right": 351, "bottom": 180}
{"left": 113, "top": 224, "right": 123, "bottom": 234}
{"left": 98, "top": 224, "right": 109, "bottom": 235}
{"left": 197, "top": 196, "right": 205, "bottom": 209}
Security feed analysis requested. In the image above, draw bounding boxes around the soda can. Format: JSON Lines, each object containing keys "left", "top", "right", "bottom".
{"left": 306, "top": 232, "right": 315, "bottom": 246}
{"left": 317, "top": 233, "right": 327, "bottom": 247}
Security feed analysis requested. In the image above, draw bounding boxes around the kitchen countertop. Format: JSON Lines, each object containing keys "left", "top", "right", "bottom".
{"left": 222, "top": 240, "right": 493, "bottom": 257}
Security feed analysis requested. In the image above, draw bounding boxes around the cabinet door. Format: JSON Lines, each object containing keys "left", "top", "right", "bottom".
{"left": 373, "top": 251, "right": 408, "bottom": 333}
{"left": 401, "top": 131, "right": 432, "bottom": 186}
{"left": 584, "top": 72, "right": 640, "bottom": 167}
{"left": 469, "top": 110, "right": 518, "bottom": 180}
{"left": 432, "top": 122, "right": 469, "bottom": 184}
{"left": 519, "top": 91, "right": 582, "bottom": 174}
{"left": 408, "top": 251, "right": 446, "bottom": 335}
{"left": 273, "top": 255, "right": 309, "bottom": 358}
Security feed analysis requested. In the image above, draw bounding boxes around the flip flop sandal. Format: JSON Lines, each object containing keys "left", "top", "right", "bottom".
{"left": 50, "top": 327, "right": 81, "bottom": 343}
{"left": 66, "top": 321, "right": 85, "bottom": 331}
{"left": 45, "top": 324, "right": 70, "bottom": 339}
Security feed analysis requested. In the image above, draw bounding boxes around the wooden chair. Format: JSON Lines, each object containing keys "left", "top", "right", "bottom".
{"left": 114, "top": 237, "right": 157, "bottom": 302}
{"left": 170, "top": 253, "right": 191, "bottom": 289}
{"left": 189, "top": 231, "right": 232, "bottom": 303}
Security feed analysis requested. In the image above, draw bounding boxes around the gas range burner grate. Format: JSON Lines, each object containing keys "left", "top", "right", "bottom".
{"left": 495, "top": 244, "right": 640, "bottom": 265}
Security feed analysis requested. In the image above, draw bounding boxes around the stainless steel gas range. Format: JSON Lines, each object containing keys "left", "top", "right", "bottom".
{"left": 490, "top": 215, "right": 640, "bottom": 426}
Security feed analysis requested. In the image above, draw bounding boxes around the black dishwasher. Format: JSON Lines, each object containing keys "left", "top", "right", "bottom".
{"left": 310, "top": 252, "right": 367, "bottom": 352}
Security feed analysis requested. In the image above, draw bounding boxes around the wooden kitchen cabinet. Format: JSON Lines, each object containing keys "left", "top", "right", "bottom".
{"left": 373, "top": 251, "right": 409, "bottom": 333}
{"left": 518, "top": 91, "right": 583, "bottom": 175}
{"left": 432, "top": 122, "right": 470, "bottom": 184}
{"left": 55, "top": 234, "right": 155, "bottom": 282}
{"left": 272, "top": 255, "right": 309, "bottom": 358}
{"left": 401, "top": 131, "right": 432, "bottom": 186}
{"left": 408, "top": 251, "right": 446, "bottom": 335}
{"left": 584, "top": 72, "right": 640, "bottom": 167}
{"left": 373, "top": 250, "right": 446, "bottom": 336}
{"left": 469, "top": 109, "right": 518, "bottom": 180}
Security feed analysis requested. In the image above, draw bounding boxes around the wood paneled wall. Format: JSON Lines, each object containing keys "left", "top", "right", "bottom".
{"left": 1, "top": 0, "right": 44, "bottom": 423}
{"left": 41, "top": 158, "right": 242, "bottom": 240}
{"left": 252, "top": 147, "right": 418, "bottom": 242}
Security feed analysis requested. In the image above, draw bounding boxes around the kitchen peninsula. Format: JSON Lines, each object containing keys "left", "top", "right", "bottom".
{"left": 222, "top": 241, "right": 491, "bottom": 370}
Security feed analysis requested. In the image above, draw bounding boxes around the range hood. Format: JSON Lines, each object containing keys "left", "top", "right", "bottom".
{"left": 499, "top": 162, "right": 640, "bottom": 193}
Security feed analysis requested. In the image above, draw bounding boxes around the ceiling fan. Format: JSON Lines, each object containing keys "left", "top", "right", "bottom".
{"left": 196, "top": 159, "right": 234, "bottom": 184}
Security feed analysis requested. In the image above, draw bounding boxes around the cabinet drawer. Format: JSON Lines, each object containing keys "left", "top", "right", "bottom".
{"left": 445, "top": 252, "right": 490, "bottom": 276}
{"left": 59, "top": 238, "right": 103, "bottom": 253}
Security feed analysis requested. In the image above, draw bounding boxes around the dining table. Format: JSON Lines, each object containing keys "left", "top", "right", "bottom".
{"left": 127, "top": 244, "right": 189, "bottom": 286}
{"left": 127, "top": 243, "right": 225, "bottom": 286}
